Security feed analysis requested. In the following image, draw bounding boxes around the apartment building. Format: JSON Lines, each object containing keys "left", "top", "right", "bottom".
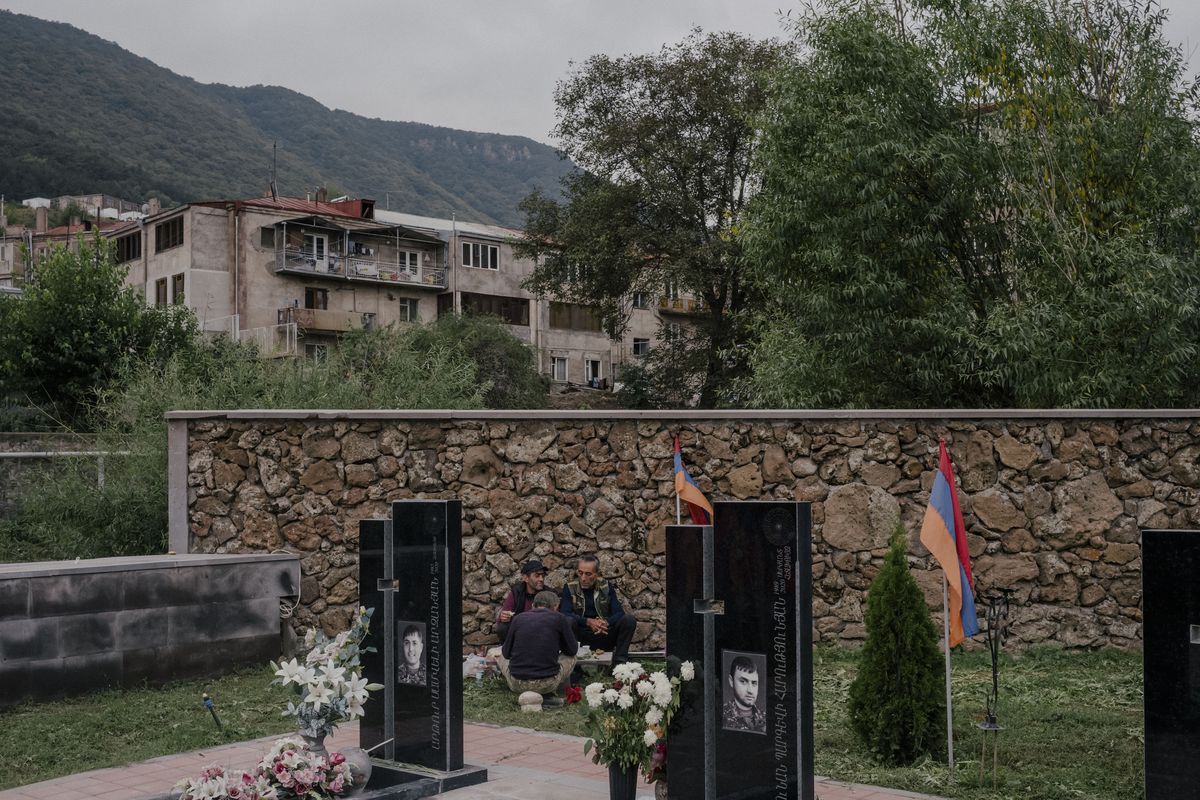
{"left": 0, "top": 206, "right": 125, "bottom": 290}
{"left": 12, "top": 191, "right": 701, "bottom": 388}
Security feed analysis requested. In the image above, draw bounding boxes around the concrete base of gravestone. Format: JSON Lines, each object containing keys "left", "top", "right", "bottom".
{"left": 519, "top": 691, "right": 543, "bottom": 713}
{"left": 356, "top": 760, "right": 488, "bottom": 799}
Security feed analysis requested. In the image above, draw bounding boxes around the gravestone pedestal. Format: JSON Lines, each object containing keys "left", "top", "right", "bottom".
{"left": 666, "top": 501, "right": 815, "bottom": 800}
{"left": 358, "top": 500, "right": 486, "bottom": 798}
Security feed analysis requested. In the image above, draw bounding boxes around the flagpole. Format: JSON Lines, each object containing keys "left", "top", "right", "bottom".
{"left": 942, "top": 576, "right": 955, "bottom": 770}
{"left": 676, "top": 494, "right": 682, "bottom": 526}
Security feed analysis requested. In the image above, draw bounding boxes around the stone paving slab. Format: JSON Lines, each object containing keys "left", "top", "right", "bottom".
{"left": 0, "top": 721, "right": 947, "bottom": 800}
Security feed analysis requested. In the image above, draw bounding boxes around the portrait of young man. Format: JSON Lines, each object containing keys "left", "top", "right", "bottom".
{"left": 721, "top": 650, "right": 766, "bottom": 734}
{"left": 397, "top": 621, "right": 427, "bottom": 686}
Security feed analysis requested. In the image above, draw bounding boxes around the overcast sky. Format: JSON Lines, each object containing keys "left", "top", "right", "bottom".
{"left": 4, "top": 1, "right": 1199, "bottom": 145}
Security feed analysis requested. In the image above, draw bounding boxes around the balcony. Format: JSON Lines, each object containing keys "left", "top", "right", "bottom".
{"left": 658, "top": 296, "right": 707, "bottom": 315}
{"left": 275, "top": 246, "right": 447, "bottom": 289}
{"left": 279, "top": 306, "right": 373, "bottom": 333}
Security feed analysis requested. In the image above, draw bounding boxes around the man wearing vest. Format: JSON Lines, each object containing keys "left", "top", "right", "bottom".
{"left": 495, "top": 559, "right": 546, "bottom": 643}
{"left": 559, "top": 553, "right": 637, "bottom": 668}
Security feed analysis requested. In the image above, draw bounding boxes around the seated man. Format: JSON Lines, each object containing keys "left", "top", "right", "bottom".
{"left": 495, "top": 589, "right": 578, "bottom": 707}
{"left": 722, "top": 656, "right": 765, "bottom": 733}
{"left": 560, "top": 553, "right": 637, "bottom": 667}
{"left": 495, "top": 559, "right": 547, "bottom": 643}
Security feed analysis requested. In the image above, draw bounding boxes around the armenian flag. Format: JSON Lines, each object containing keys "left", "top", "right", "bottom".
{"left": 673, "top": 435, "right": 713, "bottom": 525}
{"left": 919, "top": 439, "right": 979, "bottom": 647}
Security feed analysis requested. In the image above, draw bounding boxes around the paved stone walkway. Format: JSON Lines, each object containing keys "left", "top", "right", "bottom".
{"left": 0, "top": 721, "right": 945, "bottom": 800}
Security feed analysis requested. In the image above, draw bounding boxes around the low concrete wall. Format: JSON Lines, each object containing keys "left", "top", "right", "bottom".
{"left": 0, "top": 553, "right": 299, "bottom": 707}
{"left": 171, "top": 409, "right": 1200, "bottom": 651}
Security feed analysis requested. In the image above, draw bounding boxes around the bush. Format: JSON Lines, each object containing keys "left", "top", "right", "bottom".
{"left": 0, "top": 233, "right": 197, "bottom": 426}
{"left": 0, "top": 323, "right": 493, "bottom": 562}
{"left": 847, "top": 521, "right": 945, "bottom": 764}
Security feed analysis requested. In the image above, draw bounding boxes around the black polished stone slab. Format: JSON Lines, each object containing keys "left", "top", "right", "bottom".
{"left": 665, "top": 523, "right": 707, "bottom": 800}
{"left": 1143, "top": 529, "right": 1200, "bottom": 799}
{"left": 359, "top": 501, "right": 464, "bottom": 772}
{"left": 666, "top": 502, "right": 815, "bottom": 800}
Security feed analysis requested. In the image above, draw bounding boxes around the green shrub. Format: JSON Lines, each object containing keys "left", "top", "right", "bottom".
{"left": 847, "top": 521, "right": 945, "bottom": 764}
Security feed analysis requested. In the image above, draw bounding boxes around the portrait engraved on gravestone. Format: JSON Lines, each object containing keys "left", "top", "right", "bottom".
{"left": 397, "top": 620, "right": 427, "bottom": 687}
{"left": 721, "top": 649, "right": 767, "bottom": 735}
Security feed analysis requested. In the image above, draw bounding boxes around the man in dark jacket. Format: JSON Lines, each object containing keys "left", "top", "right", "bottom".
{"left": 496, "top": 589, "right": 578, "bottom": 706}
{"left": 559, "top": 553, "right": 637, "bottom": 667}
{"left": 494, "top": 559, "right": 547, "bottom": 643}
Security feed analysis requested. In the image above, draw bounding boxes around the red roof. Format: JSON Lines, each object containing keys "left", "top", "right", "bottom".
{"left": 195, "top": 196, "right": 375, "bottom": 219}
{"left": 41, "top": 220, "right": 126, "bottom": 237}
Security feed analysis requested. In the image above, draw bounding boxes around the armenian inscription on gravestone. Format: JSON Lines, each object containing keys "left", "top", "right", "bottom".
{"left": 666, "top": 501, "right": 815, "bottom": 800}
{"left": 359, "top": 500, "right": 463, "bottom": 771}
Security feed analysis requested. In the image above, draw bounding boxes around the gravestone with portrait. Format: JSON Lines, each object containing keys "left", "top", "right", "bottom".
{"left": 665, "top": 501, "right": 815, "bottom": 800}
{"left": 358, "top": 499, "right": 487, "bottom": 795}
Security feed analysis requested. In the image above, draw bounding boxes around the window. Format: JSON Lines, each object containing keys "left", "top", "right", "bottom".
{"left": 549, "top": 301, "right": 603, "bottom": 332}
{"left": 552, "top": 356, "right": 568, "bottom": 382}
{"left": 399, "top": 297, "right": 419, "bottom": 322}
{"left": 460, "top": 291, "right": 529, "bottom": 326}
{"left": 116, "top": 232, "right": 142, "bottom": 263}
{"left": 633, "top": 337, "right": 650, "bottom": 356}
{"left": 585, "top": 359, "right": 602, "bottom": 382}
{"left": 632, "top": 292, "right": 649, "bottom": 309}
{"left": 171, "top": 273, "right": 185, "bottom": 305}
{"left": 437, "top": 292, "right": 455, "bottom": 317}
{"left": 305, "top": 287, "right": 328, "bottom": 310}
{"left": 398, "top": 250, "right": 421, "bottom": 275}
{"left": 260, "top": 227, "right": 276, "bottom": 248}
{"left": 462, "top": 241, "right": 499, "bottom": 270}
{"left": 154, "top": 278, "right": 167, "bottom": 307}
{"left": 305, "top": 343, "right": 328, "bottom": 362}
{"left": 303, "top": 233, "right": 328, "bottom": 268}
{"left": 155, "top": 216, "right": 184, "bottom": 253}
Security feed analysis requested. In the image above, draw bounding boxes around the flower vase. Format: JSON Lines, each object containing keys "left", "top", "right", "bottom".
{"left": 607, "top": 762, "right": 637, "bottom": 800}
{"left": 301, "top": 731, "right": 329, "bottom": 758}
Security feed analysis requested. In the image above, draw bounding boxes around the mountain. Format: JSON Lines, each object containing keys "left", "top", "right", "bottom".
{"left": 0, "top": 11, "right": 572, "bottom": 226}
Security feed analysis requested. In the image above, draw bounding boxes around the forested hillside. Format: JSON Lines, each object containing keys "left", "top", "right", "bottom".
{"left": 0, "top": 11, "right": 570, "bottom": 225}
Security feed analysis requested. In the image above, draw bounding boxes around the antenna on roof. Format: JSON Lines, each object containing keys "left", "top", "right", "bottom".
{"left": 270, "top": 141, "right": 278, "bottom": 200}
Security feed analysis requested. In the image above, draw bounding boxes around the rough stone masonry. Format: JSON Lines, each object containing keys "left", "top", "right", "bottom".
{"left": 175, "top": 411, "right": 1200, "bottom": 651}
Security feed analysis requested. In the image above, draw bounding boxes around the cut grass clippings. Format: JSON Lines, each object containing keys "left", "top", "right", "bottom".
{"left": 0, "top": 648, "right": 1143, "bottom": 799}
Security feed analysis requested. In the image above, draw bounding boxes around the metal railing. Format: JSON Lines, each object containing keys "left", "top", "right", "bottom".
{"left": 240, "top": 322, "right": 298, "bottom": 357}
{"left": 275, "top": 246, "right": 448, "bottom": 288}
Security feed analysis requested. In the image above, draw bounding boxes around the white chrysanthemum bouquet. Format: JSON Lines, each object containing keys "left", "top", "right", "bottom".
{"left": 582, "top": 660, "right": 694, "bottom": 779}
{"left": 270, "top": 606, "right": 383, "bottom": 739}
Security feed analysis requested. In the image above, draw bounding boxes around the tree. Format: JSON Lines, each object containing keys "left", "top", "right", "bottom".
{"left": 407, "top": 314, "right": 549, "bottom": 409}
{"left": 0, "top": 233, "right": 197, "bottom": 425}
{"left": 848, "top": 522, "right": 945, "bottom": 764}
{"left": 747, "top": 0, "right": 1200, "bottom": 408}
{"left": 517, "top": 30, "right": 789, "bottom": 407}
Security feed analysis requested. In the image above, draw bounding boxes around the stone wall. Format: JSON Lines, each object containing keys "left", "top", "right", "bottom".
{"left": 175, "top": 411, "right": 1200, "bottom": 651}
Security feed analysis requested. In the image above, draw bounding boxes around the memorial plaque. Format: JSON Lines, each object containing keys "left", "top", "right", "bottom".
{"left": 359, "top": 500, "right": 463, "bottom": 772}
{"left": 666, "top": 501, "right": 815, "bottom": 800}
{"left": 1143, "top": 529, "right": 1200, "bottom": 799}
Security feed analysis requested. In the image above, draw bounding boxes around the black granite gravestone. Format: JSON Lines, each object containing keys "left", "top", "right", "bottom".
{"left": 1142, "top": 529, "right": 1200, "bottom": 799}
{"left": 358, "top": 500, "right": 466, "bottom": 772}
{"left": 666, "top": 501, "right": 815, "bottom": 800}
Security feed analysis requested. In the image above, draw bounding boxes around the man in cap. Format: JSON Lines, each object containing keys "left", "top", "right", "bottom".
{"left": 495, "top": 558, "right": 547, "bottom": 643}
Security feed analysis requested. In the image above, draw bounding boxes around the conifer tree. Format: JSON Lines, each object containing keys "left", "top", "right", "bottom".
{"left": 847, "top": 521, "right": 945, "bottom": 764}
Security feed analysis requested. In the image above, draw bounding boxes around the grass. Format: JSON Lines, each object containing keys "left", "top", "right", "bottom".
{"left": 0, "top": 667, "right": 294, "bottom": 791}
{"left": 0, "top": 649, "right": 1144, "bottom": 799}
